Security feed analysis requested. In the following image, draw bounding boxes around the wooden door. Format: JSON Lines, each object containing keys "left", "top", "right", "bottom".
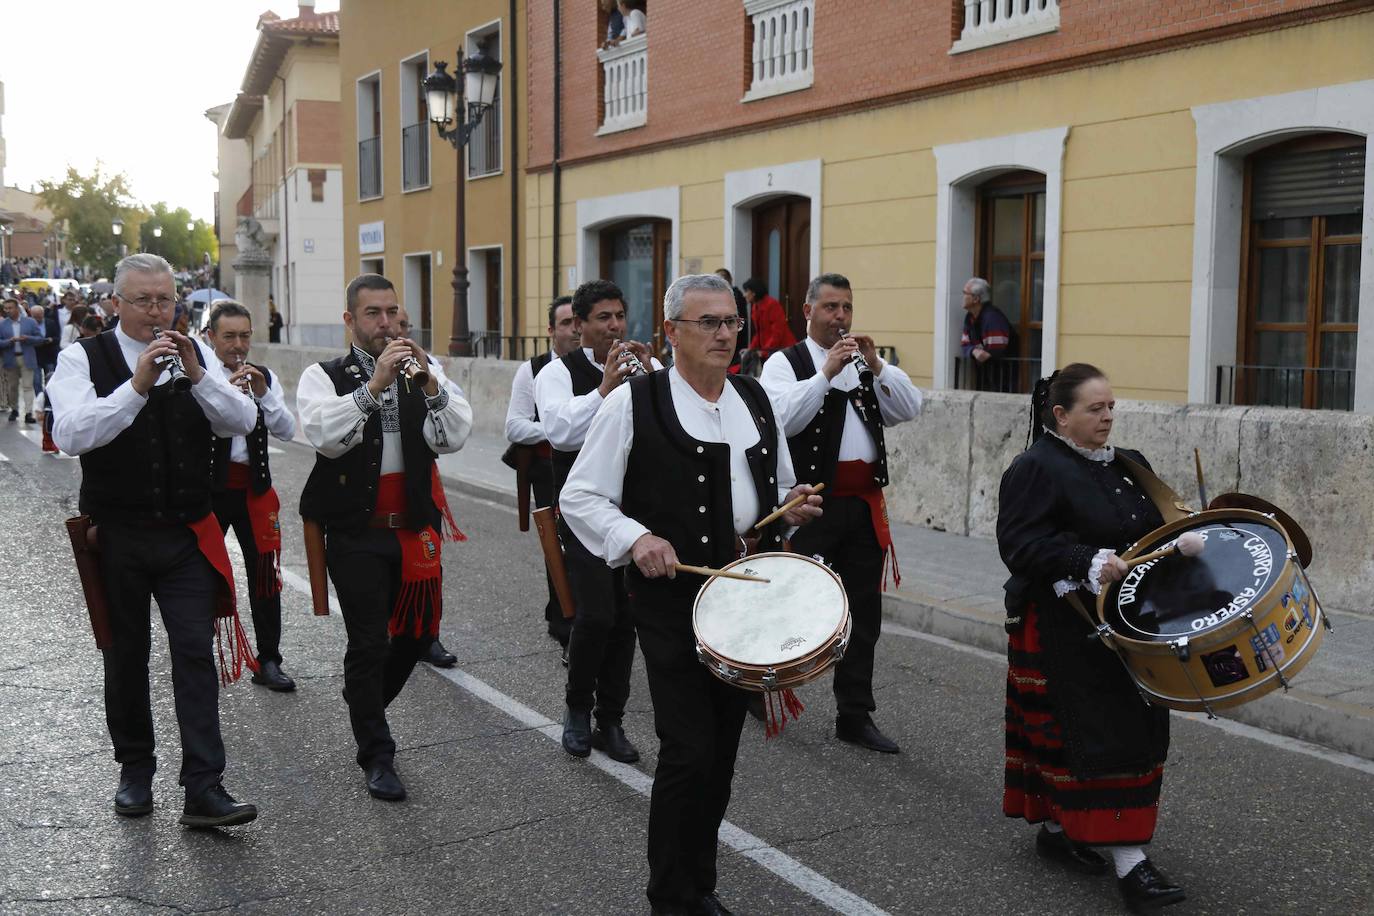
{"left": 484, "top": 249, "right": 502, "bottom": 334}
{"left": 751, "top": 195, "right": 811, "bottom": 342}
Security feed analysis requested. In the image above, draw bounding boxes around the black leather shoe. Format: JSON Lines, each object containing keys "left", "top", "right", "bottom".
{"left": 113, "top": 775, "right": 153, "bottom": 817}
{"left": 835, "top": 716, "right": 900, "bottom": 753}
{"left": 1035, "top": 825, "right": 1109, "bottom": 875}
{"left": 23, "top": 413, "right": 35, "bottom": 424}
{"left": 694, "top": 893, "right": 735, "bottom": 916}
{"left": 1119, "top": 859, "right": 1185, "bottom": 909}
{"left": 424, "top": 639, "right": 458, "bottom": 668}
{"left": 591, "top": 724, "right": 641, "bottom": 763}
{"left": 365, "top": 762, "right": 406, "bottom": 801}
{"left": 562, "top": 708, "right": 592, "bottom": 758}
{"left": 179, "top": 784, "right": 257, "bottom": 828}
{"left": 251, "top": 660, "right": 297, "bottom": 692}
{"left": 7, "top": 410, "right": 16, "bottom": 422}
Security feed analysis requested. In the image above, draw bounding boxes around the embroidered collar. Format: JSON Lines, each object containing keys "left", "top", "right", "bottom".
{"left": 351, "top": 345, "right": 376, "bottom": 375}
{"left": 1050, "top": 430, "right": 1115, "bottom": 464}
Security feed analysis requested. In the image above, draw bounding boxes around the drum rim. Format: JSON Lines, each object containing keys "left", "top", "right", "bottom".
{"left": 1095, "top": 508, "right": 1298, "bottom": 649}
{"left": 692, "top": 551, "right": 850, "bottom": 670}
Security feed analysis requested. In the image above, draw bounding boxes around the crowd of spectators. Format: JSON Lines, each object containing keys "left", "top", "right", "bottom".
{"left": 0, "top": 258, "right": 86, "bottom": 284}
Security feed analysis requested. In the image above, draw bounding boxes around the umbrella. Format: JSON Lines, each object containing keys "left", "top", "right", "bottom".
{"left": 90, "top": 280, "right": 114, "bottom": 295}
{"left": 185, "top": 288, "right": 231, "bottom": 304}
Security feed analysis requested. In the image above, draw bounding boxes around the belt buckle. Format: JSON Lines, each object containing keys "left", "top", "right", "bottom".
{"left": 386, "top": 512, "right": 404, "bottom": 528}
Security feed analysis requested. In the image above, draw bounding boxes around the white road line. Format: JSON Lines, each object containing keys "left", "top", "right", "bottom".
{"left": 17, "top": 428, "right": 76, "bottom": 458}
{"left": 885, "top": 622, "right": 1374, "bottom": 776}
{"left": 277, "top": 566, "right": 890, "bottom": 916}
{"left": 0, "top": 450, "right": 8, "bottom": 461}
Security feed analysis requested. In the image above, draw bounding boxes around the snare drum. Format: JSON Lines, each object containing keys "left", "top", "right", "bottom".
{"left": 1096, "top": 508, "right": 1328, "bottom": 714}
{"left": 692, "top": 552, "right": 851, "bottom": 692}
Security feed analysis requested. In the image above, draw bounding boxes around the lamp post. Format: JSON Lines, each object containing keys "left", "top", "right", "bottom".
{"left": 112, "top": 217, "right": 127, "bottom": 265}
{"left": 424, "top": 43, "right": 502, "bottom": 356}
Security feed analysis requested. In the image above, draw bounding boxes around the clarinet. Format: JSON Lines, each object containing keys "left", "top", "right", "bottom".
{"left": 617, "top": 341, "right": 649, "bottom": 377}
{"left": 151, "top": 326, "right": 192, "bottom": 392}
{"left": 838, "top": 330, "right": 873, "bottom": 379}
{"left": 234, "top": 354, "right": 258, "bottom": 401}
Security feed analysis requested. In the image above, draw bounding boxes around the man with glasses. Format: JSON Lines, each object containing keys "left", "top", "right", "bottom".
{"left": 560, "top": 273, "right": 821, "bottom": 916}
{"left": 48, "top": 254, "right": 262, "bottom": 828}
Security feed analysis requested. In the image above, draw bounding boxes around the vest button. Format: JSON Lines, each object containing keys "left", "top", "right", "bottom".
{"left": 697, "top": 475, "right": 705, "bottom": 483}
{"left": 696, "top": 446, "right": 704, "bottom": 454}
{"left": 699, "top": 506, "right": 706, "bottom": 513}
{"left": 809, "top": 464, "right": 816, "bottom": 471}
{"left": 700, "top": 535, "right": 709, "bottom": 543}
{"left": 814, "top": 428, "right": 821, "bottom": 434}
{"left": 761, "top": 447, "right": 768, "bottom": 455}
{"left": 813, "top": 445, "right": 819, "bottom": 451}
{"left": 768, "top": 477, "right": 774, "bottom": 484}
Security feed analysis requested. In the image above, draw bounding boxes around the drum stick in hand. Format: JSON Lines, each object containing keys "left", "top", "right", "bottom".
{"left": 674, "top": 564, "right": 770, "bottom": 583}
{"left": 1125, "top": 532, "right": 1206, "bottom": 570}
{"left": 753, "top": 482, "right": 826, "bottom": 531}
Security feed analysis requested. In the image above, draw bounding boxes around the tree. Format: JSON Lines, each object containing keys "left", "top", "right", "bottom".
{"left": 37, "top": 166, "right": 147, "bottom": 278}
{"left": 137, "top": 203, "right": 219, "bottom": 273}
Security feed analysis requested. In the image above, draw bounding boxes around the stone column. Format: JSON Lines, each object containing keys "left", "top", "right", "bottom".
{"left": 232, "top": 217, "right": 275, "bottom": 343}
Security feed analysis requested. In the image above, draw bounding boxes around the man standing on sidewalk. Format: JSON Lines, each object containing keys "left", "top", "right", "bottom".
{"left": 505, "top": 296, "right": 579, "bottom": 653}
{"left": 762, "top": 272, "right": 923, "bottom": 754}
{"left": 534, "top": 279, "right": 658, "bottom": 764}
{"left": 0, "top": 298, "right": 42, "bottom": 422}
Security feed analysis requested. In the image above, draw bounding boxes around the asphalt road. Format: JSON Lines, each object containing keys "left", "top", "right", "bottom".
{"left": 0, "top": 423, "right": 1371, "bottom": 916}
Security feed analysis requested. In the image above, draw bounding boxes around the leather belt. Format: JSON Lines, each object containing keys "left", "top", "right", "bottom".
{"left": 368, "top": 512, "right": 407, "bottom": 529}
{"left": 735, "top": 534, "right": 761, "bottom": 557}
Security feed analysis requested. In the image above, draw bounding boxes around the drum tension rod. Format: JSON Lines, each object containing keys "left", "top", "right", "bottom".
{"left": 1297, "top": 565, "right": 1333, "bottom": 632}
{"left": 1170, "top": 636, "right": 1218, "bottom": 720}
{"left": 1243, "top": 611, "right": 1289, "bottom": 691}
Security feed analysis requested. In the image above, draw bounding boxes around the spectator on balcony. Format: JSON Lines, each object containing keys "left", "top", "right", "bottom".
{"left": 600, "top": 0, "right": 624, "bottom": 48}
{"left": 606, "top": 0, "right": 645, "bottom": 47}
{"left": 739, "top": 277, "right": 796, "bottom": 376}
{"left": 961, "top": 277, "right": 1016, "bottom": 392}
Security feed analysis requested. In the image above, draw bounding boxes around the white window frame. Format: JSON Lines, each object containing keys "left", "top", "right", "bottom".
{"left": 721, "top": 158, "right": 822, "bottom": 287}
{"left": 355, "top": 69, "right": 384, "bottom": 202}
{"left": 466, "top": 19, "right": 504, "bottom": 182}
{"left": 401, "top": 250, "right": 434, "bottom": 342}
{"left": 1190, "top": 80, "right": 1374, "bottom": 412}
{"left": 574, "top": 186, "right": 680, "bottom": 292}
{"left": 360, "top": 256, "right": 384, "bottom": 276}
{"left": 931, "top": 126, "right": 1069, "bottom": 389}
{"left": 398, "top": 51, "right": 431, "bottom": 194}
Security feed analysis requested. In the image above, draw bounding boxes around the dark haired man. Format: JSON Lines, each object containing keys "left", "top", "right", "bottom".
{"left": 505, "top": 296, "right": 579, "bottom": 651}
{"left": 205, "top": 300, "right": 297, "bottom": 691}
{"left": 761, "top": 272, "right": 923, "bottom": 754}
{"left": 534, "top": 279, "right": 658, "bottom": 763}
{"left": 297, "top": 274, "right": 473, "bottom": 802}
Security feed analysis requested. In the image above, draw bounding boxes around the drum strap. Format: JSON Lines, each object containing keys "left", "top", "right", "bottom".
{"left": 1115, "top": 454, "right": 1195, "bottom": 524}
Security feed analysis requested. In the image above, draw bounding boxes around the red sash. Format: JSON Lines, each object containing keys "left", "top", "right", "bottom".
{"left": 226, "top": 463, "right": 283, "bottom": 597}
{"left": 186, "top": 512, "right": 260, "bottom": 684}
{"left": 377, "top": 473, "right": 443, "bottom": 638}
{"left": 831, "top": 460, "right": 901, "bottom": 590}
{"left": 429, "top": 465, "right": 467, "bottom": 543}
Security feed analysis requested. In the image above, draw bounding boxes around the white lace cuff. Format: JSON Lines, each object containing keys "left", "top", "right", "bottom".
{"left": 1085, "top": 548, "right": 1114, "bottom": 596}
{"left": 1052, "top": 579, "right": 1078, "bottom": 598}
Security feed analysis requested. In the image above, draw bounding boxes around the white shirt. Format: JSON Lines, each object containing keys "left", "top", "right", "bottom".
{"left": 60, "top": 324, "right": 80, "bottom": 349}
{"left": 296, "top": 346, "right": 473, "bottom": 474}
{"left": 48, "top": 326, "right": 259, "bottom": 455}
{"left": 560, "top": 368, "right": 798, "bottom": 568}
{"left": 504, "top": 353, "right": 549, "bottom": 445}
{"left": 216, "top": 358, "right": 296, "bottom": 463}
{"left": 761, "top": 337, "right": 924, "bottom": 466}
{"left": 622, "top": 8, "right": 646, "bottom": 37}
{"left": 533, "top": 347, "right": 663, "bottom": 452}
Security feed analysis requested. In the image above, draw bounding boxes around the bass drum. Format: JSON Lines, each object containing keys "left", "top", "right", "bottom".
{"left": 1096, "top": 508, "right": 1328, "bottom": 713}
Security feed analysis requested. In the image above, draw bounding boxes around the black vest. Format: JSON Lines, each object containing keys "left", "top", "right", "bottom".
{"left": 210, "top": 362, "right": 274, "bottom": 495}
{"left": 782, "top": 341, "right": 889, "bottom": 489}
{"left": 551, "top": 347, "right": 605, "bottom": 493}
{"left": 298, "top": 350, "right": 440, "bottom": 533}
{"left": 621, "top": 372, "right": 785, "bottom": 596}
{"left": 76, "top": 331, "right": 213, "bottom": 526}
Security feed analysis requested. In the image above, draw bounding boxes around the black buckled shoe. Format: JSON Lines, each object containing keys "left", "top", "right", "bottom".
{"left": 694, "top": 893, "right": 735, "bottom": 916}
{"left": 366, "top": 762, "right": 407, "bottom": 801}
{"left": 113, "top": 774, "right": 153, "bottom": 817}
{"left": 179, "top": 784, "right": 258, "bottom": 828}
{"left": 251, "top": 660, "right": 297, "bottom": 692}
{"left": 424, "top": 639, "right": 458, "bottom": 668}
{"left": 1118, "top": 859, "right": 1186, "bottom": 910}
{"left": 591, "top": 724, "right": 641, "bottom": 763}
{"left": 835, "top": 715, "right": 900, "bottom": 754}
{"left": 562, "top": 708, "right": 592, "bottom": 758}
{"left": 1035, "top": 825, "right": 1109, "bottom": 875}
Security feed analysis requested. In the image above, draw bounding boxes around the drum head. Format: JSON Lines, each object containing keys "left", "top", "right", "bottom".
{"left": 693, "top": 554, "right": 847, "bottom": 666}
{"left": 1208, "top": 492, "right": 1313, "bottom": 568}
{"left": 1102, "top": 512, "right": 1290, "bottom": 641}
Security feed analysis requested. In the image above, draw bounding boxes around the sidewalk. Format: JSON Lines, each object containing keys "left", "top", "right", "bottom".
{"left": 438, "top": 433, "right": 1374, "bottom": 762}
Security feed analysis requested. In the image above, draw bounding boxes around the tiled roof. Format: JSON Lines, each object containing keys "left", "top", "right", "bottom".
{"left": 238, "top": 7, "right": 339, "bottom": 98}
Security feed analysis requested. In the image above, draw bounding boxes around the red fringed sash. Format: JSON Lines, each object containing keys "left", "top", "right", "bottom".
{"left": 832, "top": 460, "right": 901, "bottom": 590}
{"left": 226, "top": 463, "right": 282, "bottom": 598}
{"left": 762, "top": 689, "right": 806, "bottom": 739}
{"left": 377, "top": 473, "right": 443, "bottom": 638}
{"left": 186, "top": 512, "right": 259, "bottom": 685}
{"left": 429, "top": 465, "right": 467, "bottom": 543}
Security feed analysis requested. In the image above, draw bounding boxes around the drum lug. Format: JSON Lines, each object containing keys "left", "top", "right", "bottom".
{"left": 761, "top": 669, "right": 778, "bottom": 690}
{"left": 715, "top": 661, "right": 740, "bottom": 683}
{"left": 833, "top": 635, "right": 849, "bottom": 660}
{"left": 1092, "top": 622, "right": 1116, "bottom": 645}
{"left": 695, "top": 644, "right": 708, "bottom": 665}
{"left": 1169, "top": 635, "right": 1191, "bottom": 662}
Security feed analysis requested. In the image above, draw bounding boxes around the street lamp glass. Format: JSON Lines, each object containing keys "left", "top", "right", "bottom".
{"left": 112, "top": 217, "right": 123, "bottom": 237}
{"left": 463, "top": 49, "right": 502, "bottom": 110}
{"left": 423, "top": 61, "right": 458, "bottom": 128}
{"left": 153, "top": 226, "right": 162, "bottom": 238}
{"left": 186, "top": 221, "right": 195, "bottom": 232}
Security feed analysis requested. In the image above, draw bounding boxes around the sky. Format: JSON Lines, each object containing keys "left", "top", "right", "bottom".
{"left": 0, "top": 0, "right": 340, "bottom": 222}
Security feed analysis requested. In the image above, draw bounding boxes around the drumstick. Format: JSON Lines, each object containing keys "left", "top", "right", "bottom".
{"left": 1124, "top": 532, "right": 1206, "bottom": 570}
{"left": 674, "top": 564, "right": 770, "bottom": 583}
{"left": 753, "top": 483, "right": 826, "bottom": 531}
{"left": 1194, "top": 448, "right": 1209, "bottom": 508}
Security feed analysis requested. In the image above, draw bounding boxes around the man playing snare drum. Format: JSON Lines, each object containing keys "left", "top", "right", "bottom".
{"left": 560, "top": 274, "right": 821, "bottom": 916}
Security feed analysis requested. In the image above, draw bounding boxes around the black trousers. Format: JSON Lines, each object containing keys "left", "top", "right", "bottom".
{"left": 98, "top": 522, "right": 225, "bottom": 797}
{"left": 789, "top": 495, "right": 884, "bottom": 719}
{"left": 213, "top": 487, "right": 282, "bottom": 665}
{"left": 530, "top": 458, "right": 564, "bottom": 633}
{"left": 633, "top": 582, "right": 748, "bottom": 910}
{"left": 560, "top": 520, "right": 635, "bottom": 726}
{"left": 325, "top": 527, "right": 432, "bottom": 768}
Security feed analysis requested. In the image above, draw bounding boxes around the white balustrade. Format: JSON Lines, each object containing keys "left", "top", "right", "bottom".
{"left": 951, "top": 0, "right": 1059, "bottom": 54}
{"left": 596, "top": 34, "right": 648, "bottom": 135}
{"left": 743, "top": 0, "right": 814, "bottom": 103}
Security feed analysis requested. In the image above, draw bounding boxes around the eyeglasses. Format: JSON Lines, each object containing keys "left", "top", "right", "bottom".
{"left": 671, "top": 315, "right": 745, "bottom": 333}
{"left": 115, "top": 293, "right": 177, "bottom": 312}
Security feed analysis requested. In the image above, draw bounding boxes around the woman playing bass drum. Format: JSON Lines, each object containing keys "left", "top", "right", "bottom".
{"left": 995, "top": 363, "right": 1185, "bottom": 911}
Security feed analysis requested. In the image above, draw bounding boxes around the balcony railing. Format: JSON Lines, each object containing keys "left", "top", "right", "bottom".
{"left": 743, "top": 0, "right": 814, "bottom": 102}
{"left": 951, "top": 0, "right": 1059, "bottom": 55}
{"left": 251, "top": 180, "right": 278, "bottom": 220}
{"left": 468, "top": 101, "right": 502, "bottom": 177}
{"left": 358, "top": 137, "right": 382, "bottom": 199}
{"left": 402, "top": 123, "right": 429, "bottom": 191}
{"left": 953, "top": 355, "right": 1040, "bottom": 394}
{"left": 1215, "top": 364, "right": 1354, "bottom": 412}
{"left": 456, "top": 333, "right": 550, "bottom": 362}
{"left": 596, "top": 34, "right": 647, "bottom": 135}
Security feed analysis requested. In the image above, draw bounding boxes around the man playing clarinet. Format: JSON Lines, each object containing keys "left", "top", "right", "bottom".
{"left": 761, "top": 272, "right": 923, "bottom": 754}
{"left": 297, "top": 274, "right": 472, "bottom": 802}
{"left": 562, "top": 273, "right": 820, "bottom": 916}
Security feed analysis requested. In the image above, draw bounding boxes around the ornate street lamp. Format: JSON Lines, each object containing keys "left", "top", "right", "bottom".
{"left": 112, "top": 216, "right": 127, "bottom": 260}
{"left": 424, "top": 43, "right": 502, "bottom": 356}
